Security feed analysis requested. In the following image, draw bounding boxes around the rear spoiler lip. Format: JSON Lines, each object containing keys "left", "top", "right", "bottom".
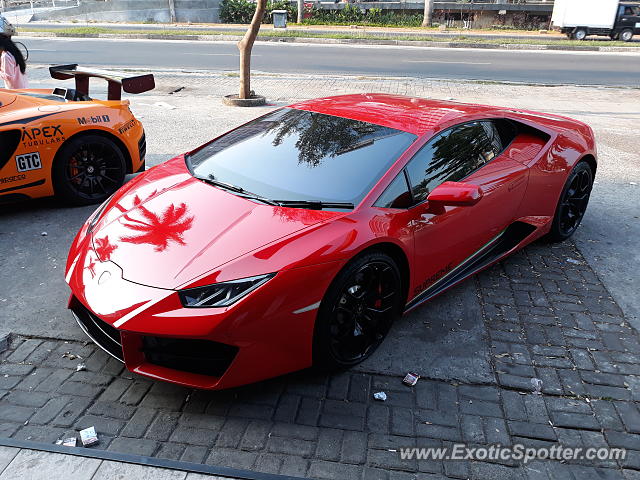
{"left": 49, "top": 64, "right": 155, "bottom": 100}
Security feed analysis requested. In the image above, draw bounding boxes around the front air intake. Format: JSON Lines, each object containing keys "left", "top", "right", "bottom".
{"left": 141, "top": 337, "right": 238, "bottom": 378}
{"left": 0, "top": 130, "right": 21, "bottom": 170}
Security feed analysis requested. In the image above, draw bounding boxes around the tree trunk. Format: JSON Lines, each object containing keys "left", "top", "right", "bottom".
{"left": 421, "top": 0, "right": 434, "bottom": 28}
{"left": 297, "top": 0, "right": 303, "bottom": 24}
{"left": 168, "top": 0, "right": 176, "bottom": 23}
{"left": 238, "top": 0, "right": 267, "bottom": 99}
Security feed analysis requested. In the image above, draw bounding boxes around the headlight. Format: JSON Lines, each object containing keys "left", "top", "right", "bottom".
{"left": 179, "top": 273, "right": 276, "bottom": 308}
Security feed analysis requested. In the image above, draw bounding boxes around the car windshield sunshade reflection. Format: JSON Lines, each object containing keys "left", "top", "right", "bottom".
{"left": 187, "top": 108, "right": 417, "bottom": 209}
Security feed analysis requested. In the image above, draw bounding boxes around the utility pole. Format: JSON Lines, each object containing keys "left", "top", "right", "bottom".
{"left": 297, "top": 0, "right": 303, "bottom": 23}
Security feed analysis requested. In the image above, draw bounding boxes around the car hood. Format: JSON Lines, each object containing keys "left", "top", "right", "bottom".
{"left": 91, "top": 159, "right": 341, "bottom": 289}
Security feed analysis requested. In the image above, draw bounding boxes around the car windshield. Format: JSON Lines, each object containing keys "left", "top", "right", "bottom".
{"left": 186, "top": 108, "right": 417, "bottom": 209}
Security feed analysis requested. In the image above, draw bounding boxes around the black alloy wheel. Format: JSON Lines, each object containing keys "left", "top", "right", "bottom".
{"left": 53, "top": 135, "right": 126, "bottom": 205}
{"left": 314, "top": 252, "right": 403, "bottom": 369}
{"left": 548, "top": 161, "right": 594, "bottom": 242}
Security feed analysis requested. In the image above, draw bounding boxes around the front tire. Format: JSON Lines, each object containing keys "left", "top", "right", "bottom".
{"left": 620, "top": 29, "right": 634, "bottom": 42}
{"left": 52, "top": 134, "right": 127, "bottom": 205}
{"left": 313, "top": 252, "right": 403, "bottom": 370}
{"left": 547, "top": 161, "right": 594, "bottom": 242}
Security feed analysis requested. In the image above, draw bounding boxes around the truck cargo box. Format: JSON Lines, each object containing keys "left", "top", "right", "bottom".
{"left": 552, "top": 0, "right": 619, "bottom": 29}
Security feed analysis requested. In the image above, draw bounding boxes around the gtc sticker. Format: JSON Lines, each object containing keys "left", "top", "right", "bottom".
{"left": 16, "top": 152, "right": 42, "bottom": 172}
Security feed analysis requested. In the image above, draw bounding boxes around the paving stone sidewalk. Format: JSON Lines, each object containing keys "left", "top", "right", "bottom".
{"left": 0, "top": 446, "right": 226, "bottom": 480}
{"left": 1, "top": 240, "right": 639, "bottom": 480}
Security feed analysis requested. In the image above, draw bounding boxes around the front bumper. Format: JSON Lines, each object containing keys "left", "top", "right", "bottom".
{"left": 66, "top": 239, "right": 344, "bottom": 389}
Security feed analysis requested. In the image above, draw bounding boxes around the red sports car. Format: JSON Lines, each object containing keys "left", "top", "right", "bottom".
{"left": 65, "top": 94, "right": 596, "bottom": 389}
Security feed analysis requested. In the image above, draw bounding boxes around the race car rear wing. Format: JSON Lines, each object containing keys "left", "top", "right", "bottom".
{"left": 49, "top": 64, "right": 155, "bottom": 101}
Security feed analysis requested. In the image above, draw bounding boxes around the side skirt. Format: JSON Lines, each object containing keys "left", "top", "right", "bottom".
{"left": 405, "top": 222, "right": 537, "bottom": 313}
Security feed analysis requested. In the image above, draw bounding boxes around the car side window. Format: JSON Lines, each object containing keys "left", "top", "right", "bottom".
{"left": 405, "top": 122, "right": 496, "bottom": 204}
{"left": 374, "top": 172, "right": 412, "bottom": 209}
{"left": 482, "top": 121, "right": 504, "bottom": 159}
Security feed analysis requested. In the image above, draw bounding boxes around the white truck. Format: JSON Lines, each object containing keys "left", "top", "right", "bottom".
{"left": 552, "top": 0, "right": 640, "bottom": 42}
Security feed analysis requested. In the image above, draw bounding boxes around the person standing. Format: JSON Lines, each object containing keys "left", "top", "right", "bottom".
{"left": 0, "top": 36, "right": 28, "bottom": 89}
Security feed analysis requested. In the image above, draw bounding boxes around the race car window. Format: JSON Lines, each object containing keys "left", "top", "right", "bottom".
{"left": 374, "top": 171, "right": 412, "bottom": 209}
{"left": 405, "top": 122, "right": 495, "bottom": 204}
{"left": 187, "top": 108, "right": 417, "bottom": 208}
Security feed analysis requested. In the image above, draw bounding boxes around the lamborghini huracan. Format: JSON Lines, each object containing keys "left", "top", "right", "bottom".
{"left": 65, "top": 94, "right": 596, "bottom": 389}
{"left": 0, "top": 64, "right": 153, "bottom": 205}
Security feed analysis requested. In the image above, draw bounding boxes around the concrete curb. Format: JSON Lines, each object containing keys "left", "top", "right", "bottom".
{"left": 20, "top": 31, "right": 639, "bottom": 52}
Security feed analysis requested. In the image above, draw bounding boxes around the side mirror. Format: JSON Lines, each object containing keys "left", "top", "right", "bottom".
{"left": 427, "top": 181, "right": 483, "bottom": 207}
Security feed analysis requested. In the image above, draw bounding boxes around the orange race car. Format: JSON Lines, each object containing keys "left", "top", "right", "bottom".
{"left": 0, "top": 64, "right": 154, "bottom": 205}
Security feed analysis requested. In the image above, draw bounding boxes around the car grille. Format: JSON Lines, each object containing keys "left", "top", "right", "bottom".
{"left": 141, "top": 336, "right": 238, "bottom": 378}
{"left": 138, "top": 130, "right": 147, "bottom": 161}
{"left": 70, "top": 298, "right": 124, "bottom": 362}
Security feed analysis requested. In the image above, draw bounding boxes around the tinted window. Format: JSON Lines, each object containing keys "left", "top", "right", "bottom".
{"left": 188, "top": 108, "right": 416, "bottom": 207}
{"left": 405, "top": 122, "right": 495, "bottom": 203}
{"left": 375, "top": 172, "right": 412, "bottom": 209}
{"left": 483, "top": 121, "right": 503, "bottom": 159}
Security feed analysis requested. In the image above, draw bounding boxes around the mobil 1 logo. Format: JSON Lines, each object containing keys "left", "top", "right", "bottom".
{"left": 15, "top": 152, "right": 42, "bottom": 172}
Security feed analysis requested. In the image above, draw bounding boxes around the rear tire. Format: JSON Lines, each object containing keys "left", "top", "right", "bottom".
{"left": 547, "top": 161, "right": 594, "bottom": 243}
{"left": 313, "top": 251, "right": 403, "bottom": 370}
{"left": 620, "top": 29, "right": 634, "bottom": 42}
{"left": 52, "top": 134, "right": 126, "bottom": 205}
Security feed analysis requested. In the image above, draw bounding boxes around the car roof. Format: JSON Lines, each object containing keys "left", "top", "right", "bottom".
{"left": 287, "top": 93, "right": 503, "bottom": 136}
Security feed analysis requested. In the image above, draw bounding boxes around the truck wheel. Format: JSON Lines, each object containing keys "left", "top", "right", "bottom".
{"left": 574, "top": 28, "right": 587, "bottom": 41}
{"left": 620, "top": 29, "right": 634, "bottom": 42}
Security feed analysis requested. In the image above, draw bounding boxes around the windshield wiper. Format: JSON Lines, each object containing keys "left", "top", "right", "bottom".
{"left": 273, "top": 200, "right": 354, "bottom": 210}
{"left": 202, "top": 175, "right": 245, "bottom": 193}
{"left": 198, "top": 175, "right": 278, "bottom": 206}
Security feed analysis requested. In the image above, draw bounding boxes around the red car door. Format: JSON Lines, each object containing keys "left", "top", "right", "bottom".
{"left": 402, "top": 121, "right": 529, "bottom": 304}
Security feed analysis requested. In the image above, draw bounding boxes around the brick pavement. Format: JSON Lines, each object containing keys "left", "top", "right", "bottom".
{"left": 1, "top": 240, "right": 639, "bottom": 479}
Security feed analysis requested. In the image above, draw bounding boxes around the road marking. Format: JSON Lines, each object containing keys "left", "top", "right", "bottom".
{"left": 184, "top": 53, "right": 236, "bottom": 56}
{"left": 404, "top": 60, "right": 491, "bottom": 65}
{"left": 183, "top": 53, "right": 262, "bottom": 57}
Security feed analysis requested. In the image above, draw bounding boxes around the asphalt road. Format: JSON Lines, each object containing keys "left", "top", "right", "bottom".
{"left": 20, "top": 36, "right": 640, "bottom": 86}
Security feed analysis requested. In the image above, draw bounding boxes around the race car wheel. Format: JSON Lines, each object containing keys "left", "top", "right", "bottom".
{"left": 314, "top": 252, "right": 403, "bottom": 369}
{"left": 53, "top": 135, "right": 126, "bottom": 205}
{"left": 548, "top": 161, "right": 593, "bottom": 242}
